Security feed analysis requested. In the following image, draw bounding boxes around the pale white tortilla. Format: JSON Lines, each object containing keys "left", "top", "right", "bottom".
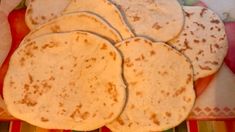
{"left": 64, "top": 0, "right": 134, "bottom": 39}
{"left": 0, "top": 11, "right": 12, "bottom": 67}
{"left": 4, "top": 31, "right": 126, "bottom": 131}
{"left": 107, "top": 37, "right": 195, "bottom": 131}
{"left": 24, "top": 12, "right": 122, "bottom": 44}
{"left": 25, "top": 0, "right": 71, "bottom": 29}
{"left": 111, "top": 0, "right": 184, "bottom": 42}
{"left": 169, "top": 6, "right": 228, "bottom": 80}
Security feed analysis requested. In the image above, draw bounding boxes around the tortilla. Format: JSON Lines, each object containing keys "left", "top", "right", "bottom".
{"left": 24, "top": 12, "right": 122, "bottom": 44}
{"left": 25, "top": 0, "right": 71, "bottom": 29}
{"left": 3, "top": 31, "right": 126, "bottom": 131}
{"left": 64, "top": 0, "right": 134, "bottom": 39}
{"left": 110, "top": 0, "right": 184, "bottom": 42}
{"left": 169, "top": 6, "right": 228, "bottom": 80}
{"left": 0, "top": 11, "right": 11, "bottom": 67}
{"left": 107, "top": 37, "right": 195, "bottom": 131}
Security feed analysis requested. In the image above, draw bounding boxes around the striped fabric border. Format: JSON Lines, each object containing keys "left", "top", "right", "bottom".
{"left": 0, "top": 120, "right": 234, "bottom": 132}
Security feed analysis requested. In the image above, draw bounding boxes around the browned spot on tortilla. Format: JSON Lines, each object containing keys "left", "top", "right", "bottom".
{"left": 30, "top": 16, "right": 38, "bottom": 25}
{"left": 106, "top": 82, "right": 118, "bottom": 102}
{"left": 60, "top": 66, "right": 64, "bottom": 70}
{"left": 199, "top": 65, "right": 212, "bottom": 70}
{"left": 41, "top": 117, "right": 49, "bottom": 122}
{"left": 130, "top": 104, "right": 135, "bottom": 109}
{"left": 180, "top": 39, "right": 192, "bottom": 52}
{"left": 185, "top": 11, "right": 194, "bottom": 18}
{"left": 173, "top": 87, "right": 186, "bottom": 97}
{"left": 219, "top": 37, "right": 225, "bottom": 41}
{"left": 59, "top": 102, "right": 64, "bottom": 107}
{"left": 50, "top": 25, "right": 61, "bottom": 33}
{"left": 9, "top": 80, "right": 15, "bottom": 87}
{"left": 141, "top": 54, "right": 145, "bottom": 60}
{"left": 70, "top": 104, "right": 89, "bottom": 120}
{"left": 42, "top": 42, "right": 58, "bottom": 50}
{"left": 136, "top": 91, "right": 143, "bottom": 96}
{"left": 211, "top": 35, "right": 216, "bottom": 38}
{"left": 49, "top": 76, "right": 55, "bottom": 81}
{"left": 214, "top": 43, "right": 220, "bottom": 49}
{"left": 200, "top": 8, "right": 207, "bottom": 17}
{"left": 129, "top": 81, "right": 137, "bottom": 86}
{"left": 202, "top": 38, "right": 206, "bottom": 43}
{"left": 194, "top": 39, "right": 200, "bottom": 43}
{"left": 165, "top": 112, "right": 172, "bottom": 117}
{"left": 117, "top": 117, "right": 125, "bottom": 125}
{"left": 210, "top": 19, "right": 220, "bottom": 24}
{"left": 18, "top": 95, "right": 37, "bottom": 107}
{"left": 150, "top": 113, "right": 160, "bottom": 125}
{"left": 28, "top": 74, "right": 33, "bottom": 84}
{"left": 20, "top": 57, "right": 25, "bottom": 66}
{"left": 124, "top": 57, "right": 133, "bottom": 67}
{"left": 125, "top": 41, "right": 130, "bottom": 46}
{"left": 100, "top": 44, "right": 107, "bottom": 50}
{"left": 205, "top": 61, "right": 219, "bottom": 65}
{"left": 109, "top": 52, "right": 116, "bottom": 60}
{"left": 132, "top": 15, "right": 140, "bottom": 22}
{"left": 183, "top": 96, "right": 192, "bottom": 103}
{"left": 128, "top": 123, "right": 133, "bottom": 127}
{"left": 80, "top": 112, "right": 90, "bottom": 120}
{"left": 152, "top": 22, "right": 162, "bottom": 30}
{"left": 134, "top": 38, "right": 140, "bottom": 42}
{"left": 197, "top": 50, "right": 204, "bottom": 55}
{"left": 24, "top": 84, "right": 30, "bottom": 91}
{"left": 186, "top": 74, "right": 192, "bottom": 84}
{"left": 150, "top": 50, "right": 155, "bottom": 56}
{"left": 41, "top": 16, "right": 46, "bottom": 20}
{"left": 193, "top": 22, "right": 205, "bottom": 29}
{"left": 190, "top": 31, "right": 194, "bottom": 35}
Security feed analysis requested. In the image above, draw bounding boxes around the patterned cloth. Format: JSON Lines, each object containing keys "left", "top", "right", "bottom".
{"left": 0, "top": 120, "right": 235, "bottom": 132}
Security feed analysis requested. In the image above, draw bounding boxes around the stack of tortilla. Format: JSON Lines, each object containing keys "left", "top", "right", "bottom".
{"left": 3, "top": 0, "right": 228, "bottom": 131}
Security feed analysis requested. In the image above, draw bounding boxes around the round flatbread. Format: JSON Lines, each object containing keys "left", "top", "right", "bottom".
{"left": 0, "top": 11, "right": 11, "bottom": 67}
{"left": 3, "top": 31, "right": 126, "bottom": 131}
{"left": 107, "top": 37, "right": 195, "bottom": 131}
{"left": 24, "top": 12, "right": 122, "bottom": 44}
{"left": 64, "top": 0, "right": 134, "bottom": 39}
{"left": 25, "top": 0, "right": 71, "bottom": 29}
{"left": 110, "top": 0, "right": 184, "bottom": 42}
{"left": 169, "top": 6, "right": 228, "bottom": 80}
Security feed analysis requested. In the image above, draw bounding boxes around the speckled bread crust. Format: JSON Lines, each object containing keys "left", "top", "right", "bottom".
{"left": 24, "top": 12, "right": 122, "bottom": 44}
{"left": 3, "top": 31, "right": 126, "bottom": 131}
{"left": 25, "top": 0, "right": 71, "bottom": 29}
{"left": 169, "top": 6, "right": 228, "bottom": 80}
{"left": 107, "top": 37, "right": 195, "bottom": 132}
{"left": 110, "top": 0, "right": 184, "bottom": 42}
{"left": 64, "top": 0, "right": 134, "bottom": 39}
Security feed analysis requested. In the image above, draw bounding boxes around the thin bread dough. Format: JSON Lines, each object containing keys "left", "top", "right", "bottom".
{"left": 24, "top": 12, "right": 122, "bottom": 44}
{"left": 64, "top": 0, "right": 134, "bottom": 39}
{"left": 107, "top": 37, "right": 195, "bottom": 131}
{"left": 25, "top": 0, "right": 71, "bottom": 29}
{"left": 4, "top": 31, "right": 126, "bottom": 131}
{"left": 169, "top": 6, "right": 228, "bottom": 80}
{"left": 110, "top": 0, "right": 184, "bottom": 42}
